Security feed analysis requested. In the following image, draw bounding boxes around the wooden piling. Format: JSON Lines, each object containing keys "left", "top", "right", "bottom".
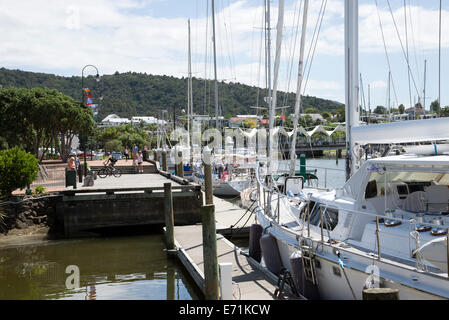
{"left": 203, "top": 150, "right": 213, "bottom": 205}
{"left": 201, "top": 204, "right": 219, "bottom": 300}
{"left": 177, "top": 151, "right": 184, "bottom": 178}
{"left": 164, "top": 182, "right": 175, "bottom": 250}
{"left": 162, "top": 150, "right": 167, "bottom": 172}
{"left": 362, "top": 288, "right": 399, "bottom": 300}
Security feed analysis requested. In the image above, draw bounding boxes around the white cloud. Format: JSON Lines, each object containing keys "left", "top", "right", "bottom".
{"left": 370, "top": 80, "right": 387, "bottom": 89}
{"left": 0, "top": 0, "right": 446, "bottom": 107}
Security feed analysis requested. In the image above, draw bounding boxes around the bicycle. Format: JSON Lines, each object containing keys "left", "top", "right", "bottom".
{"left": 97, "top": 165, "right": 122, "bottom": 178}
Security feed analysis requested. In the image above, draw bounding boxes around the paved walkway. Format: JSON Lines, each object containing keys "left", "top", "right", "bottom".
{"left": 70, "top": 173, "right": 181, "bottom": 190}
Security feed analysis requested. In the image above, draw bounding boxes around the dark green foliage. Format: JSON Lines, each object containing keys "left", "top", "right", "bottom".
{"left": 0, "top": 147, "right": 39, "bottom": 197}
{"left": 0, "top": 86, "right": 95, "bottom": 162}
{"left": 91, "top": 123, "right": 151, "bottom": 152}
{"left": 373, "top": 105, "right": 386, "bottom": 114}
{"left": 33, "top": 185, "right": 47, "bottom": 195}
{"left": 0, "top": 68, "right": 343, "bottom": 121}
{"left": 430, "top": 100, "right": 440, "bottom": 114}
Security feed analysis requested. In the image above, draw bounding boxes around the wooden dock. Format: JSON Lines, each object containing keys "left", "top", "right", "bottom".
{"left": 172, "top": 226, "right": 296, "bottom": 300}
{"left": 60, "top": 158, "right": 298, "bottom": 299}
{"left": 171, "top": 194, "right": 297, "bottom": 300}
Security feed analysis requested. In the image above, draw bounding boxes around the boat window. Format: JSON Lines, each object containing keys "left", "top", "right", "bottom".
{"left": 309, "top": 203, "right": 321, "bottom": 226}
{"left": 308, "top": 204, "right": 339, "bottom": 231}
{"left": 322, "top": 208, "right": 339, "bottom": 231}
{"left": 364, "top": 180, "right": 378, "bottom": 199}
{"left": 367, "top": 170, "right": 449, "bottom": 194}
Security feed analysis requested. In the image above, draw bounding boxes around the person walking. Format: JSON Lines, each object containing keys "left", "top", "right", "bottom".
{"left": 137, "top": 151, "right": 144, "bottom": 173}
{"left": 124, "top": 146, "right": 130, "bottom": 161}
{"left": 68, "top": 155, "right": 76, "bottom": 171}
{"left": 143, "top": 145, "right": 148, "bottom": 161}
{"left": 132, "top": 144, "right": 138, "bottom": 173}
{"left": 75, "top": 154, "right": 82, "bottom": 182}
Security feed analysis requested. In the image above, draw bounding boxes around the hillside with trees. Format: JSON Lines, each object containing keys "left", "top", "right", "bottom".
{"left": 0, "top": 68, "right": 343, "bottom": 121}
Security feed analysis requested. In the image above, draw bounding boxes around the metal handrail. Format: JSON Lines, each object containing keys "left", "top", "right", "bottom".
{"left": 255, "top": 161, "right": 449, "bottom": 268}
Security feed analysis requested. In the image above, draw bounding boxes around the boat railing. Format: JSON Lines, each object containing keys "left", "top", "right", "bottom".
{"left": 255, "top": 162, "right": 449, "bottom": 273}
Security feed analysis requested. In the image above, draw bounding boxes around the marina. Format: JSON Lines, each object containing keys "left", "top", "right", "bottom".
{"left": 2, "top": 0, "right": 449, "bottom": 307}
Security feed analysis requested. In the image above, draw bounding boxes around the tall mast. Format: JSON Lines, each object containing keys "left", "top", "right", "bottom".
{"left": 266, "top": 0, "right": 273, "bottom": 176}
{"left": 187, "top": 19, "right": 193, "bottom": 152}
{"left": 368, "top": 83, "right": 371, "bottom": 125}
{"left": 439, "top": 0, "right": 442, "bottom": 114}
{"left": 188, "top": 19, "right": 194, "bottom": 161}
{"left": 211, "top": 0, "right": 220, "bottom": 130}
{"left": 289, "top": 0, "right": 309, "bottom": 176}
{"left": 423, "top": 59, "right": 427, "bottom": 110}
{"left": 387, "top": 71, "right": 390, "bottom": 121}
{"left": 404, "top": 0, "right": 412, "bottom": 110}
{"left": 344, "top": 0, "right": 360, "bottom": 180}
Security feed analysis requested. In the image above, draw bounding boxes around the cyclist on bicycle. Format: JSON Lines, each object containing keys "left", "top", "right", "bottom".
{"left": 103, "top": 152, "right": 118, "bottom": 169}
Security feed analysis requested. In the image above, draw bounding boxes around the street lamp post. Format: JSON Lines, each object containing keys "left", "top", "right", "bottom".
{"left": 81, "top": 64, "right": 100, "bottom": 177}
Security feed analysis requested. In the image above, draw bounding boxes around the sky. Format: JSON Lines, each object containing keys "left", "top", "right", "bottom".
{"left": 1, "top": 0, "right": 449, "bottom": 111}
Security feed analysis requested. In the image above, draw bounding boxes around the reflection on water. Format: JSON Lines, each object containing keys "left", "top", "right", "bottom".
{"left": 0, "top": 234, "right": 200, "bottom": 300}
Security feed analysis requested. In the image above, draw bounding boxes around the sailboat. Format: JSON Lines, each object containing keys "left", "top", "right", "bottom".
{"left": 189, "top": 0, "right": 253, "bottom": 197}
{"left": 254, "top": 0, "right": 449, "bottom": 300}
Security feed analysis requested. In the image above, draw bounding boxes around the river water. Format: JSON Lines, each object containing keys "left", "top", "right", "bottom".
{"left": 0, "top": 159, "right": 346, "bottom": 300}
{"left": 0, "top": 232, "right": 201, "bottom": 300}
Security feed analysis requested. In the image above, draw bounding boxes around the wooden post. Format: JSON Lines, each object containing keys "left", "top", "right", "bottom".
{"left": 177, "top": 151, "right": 184, "bottom": 178}
{"left": 162, "top": 150, "right": 167, "bottom": 172}
{"left": 153, "top": 149, "right": 157, "bottom": 162}
{"left": 201, "top": 204, "right": 219, "bottom": 300}
{"left": 362, "top": 288, "right": 399, "bottom": 300}
{"left": 204, "top": 150, "right": 213, "bottom": 205}
{"left": 164, "top": 183, "right": 175, "bottom": 250}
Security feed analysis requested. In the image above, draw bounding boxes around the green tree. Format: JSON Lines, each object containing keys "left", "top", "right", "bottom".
{"left": 0, "top": 87, "right": 95, "bottom": 162}
{"left": 0, "top": 147, "right": 39, "bottom": 197}
{"left": 398, "top": 104, "right": 405, "bottom": 114}
{"left": 104, "top": 139, "right": 123, "bottom": 153}
{"left": 440, "top": 106, "right": 449, "bottom": 117}
{"left": 304, "top": 107, "right": 319, "bottom": 114}
{"left": 333, "top": 106, "right": 345, "bottom": 122}
{"left": 430, "top": 100, "right": 440, "bottom": 114}
{"left": 374, "top": 106, "right": 386, "bottom": 114}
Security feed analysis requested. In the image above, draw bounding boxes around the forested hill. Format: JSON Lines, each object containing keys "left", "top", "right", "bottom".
{"left": 0, "top": 67, "right": 343, "bottom": 120}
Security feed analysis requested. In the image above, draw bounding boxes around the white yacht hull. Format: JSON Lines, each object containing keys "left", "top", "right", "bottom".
{"left": 255, "top": 205, "right": 447, "bottom": 300}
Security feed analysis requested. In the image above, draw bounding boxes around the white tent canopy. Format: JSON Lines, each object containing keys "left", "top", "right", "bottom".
{"left": 232, "top": 125, "right": 346, "bottom": 140}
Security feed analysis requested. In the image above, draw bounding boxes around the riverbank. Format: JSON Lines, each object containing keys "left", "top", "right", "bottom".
{"left": 0, "top": 195, "right": 62, "bottom": 238}
{"left": 0, "top": 225, "right": 50, "bottom": 248}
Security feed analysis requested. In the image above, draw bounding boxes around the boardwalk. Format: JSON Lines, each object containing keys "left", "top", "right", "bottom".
{"left": 173, "top": 223, "right": 296, "bottom": 300}
{"left": 172, "top": 194, "right": 298, "bottom": 300}
{"left": 13, "top": 160, "right": 157, "bottom": 195}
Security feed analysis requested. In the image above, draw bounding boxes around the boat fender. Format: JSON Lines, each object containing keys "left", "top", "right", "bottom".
{"left": 260, "top": 233, "right": 283, "bottom": 276}
{"left": 249, "top": 224, "right": 263, "bottom": 263}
